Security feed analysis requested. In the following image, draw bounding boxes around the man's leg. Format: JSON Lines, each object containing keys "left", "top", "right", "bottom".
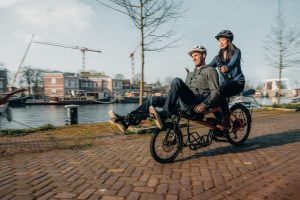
{"left": 135, "top": 96, "right": 166, "bottom": 113}
{"left": 109, "top": 96, "right": 166, "bottom": 132}
{"left": 149, "top": 78, "right": 200, "bottom": 129}
{"left": 163, "top": 78, "right": 199, "bottom": 115}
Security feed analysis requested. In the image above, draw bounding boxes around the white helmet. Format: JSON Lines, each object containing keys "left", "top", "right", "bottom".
{"left": 188, "top": 45, "right": 207, "bottom": 56}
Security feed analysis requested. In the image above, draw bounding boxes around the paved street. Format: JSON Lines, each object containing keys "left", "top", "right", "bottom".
{"left": 1, "top": 111, "right": 300, "bottom": 200}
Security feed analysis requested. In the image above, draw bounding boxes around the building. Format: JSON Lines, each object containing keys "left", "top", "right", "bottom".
{"left": 261, "top": 78, "right": 295, "bottom": 97}
{"left": 0, "top": 67, "right": 8, "bottom": 93}
{"left": 80, "top": 71, "right": 124, "bottom": 94}
{"left": 64, "top": 72, "right": 80, "bottom": 96}
{"left": 44, "top": 71, "right": 83, "bottom": 97}
{"left": 44, "top": 71, "right": 65, "bottom": 97}
{"left": 44, "top": 70, "right": 147, "bottom": 98}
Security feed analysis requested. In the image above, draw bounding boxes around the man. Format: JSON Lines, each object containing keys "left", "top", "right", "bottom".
{"left": 109, "top": 45, "right": 220, "bottom": 133}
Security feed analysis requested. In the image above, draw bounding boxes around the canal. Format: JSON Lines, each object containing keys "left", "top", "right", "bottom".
{"left": 0, "top": 97, "right": 293, "bottom": 130}
{"left": 0, "top": 103, "right": 139, "bottom": 129}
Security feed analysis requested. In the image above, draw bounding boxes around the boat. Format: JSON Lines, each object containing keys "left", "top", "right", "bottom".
{"left": 116, "top": 92, "right": 146, "bottom": 103}
{"left": 8, "top": 96, "right": 28, "bottom": 107}
{"left": 0, "top": 89, "right": 25, "bottom": 121}
{"left": 25, "top": 96, "right": 104, "bottom": 105}
{"left": 291, "top": 97, "right": 300, "bottom": 104}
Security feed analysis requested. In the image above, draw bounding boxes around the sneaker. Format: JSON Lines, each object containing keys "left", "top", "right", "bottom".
{"left": 108, "top": 110, "right": 128, "bottom": 133}
{"left": 149, "top": 106, "right": 168, "bottom": 129}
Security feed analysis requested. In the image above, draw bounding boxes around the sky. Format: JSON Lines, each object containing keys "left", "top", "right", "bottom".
{"left": 0, "top": 0, "right": 300, "bottom": 88}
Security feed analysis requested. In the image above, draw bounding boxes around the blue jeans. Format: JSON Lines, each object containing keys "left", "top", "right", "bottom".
{"left": 133, "top": 78, "right": 201, "bottom": 117}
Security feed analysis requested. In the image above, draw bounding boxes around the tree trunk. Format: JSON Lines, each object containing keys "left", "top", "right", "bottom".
{"left": 27, "top": 79, "right": 31, "bottom": 96}
{"left": 278, "top": 59, "right": 282, "bottom": 104}
{"left": 139, "top": 1, "right": 144, "bottom": 105}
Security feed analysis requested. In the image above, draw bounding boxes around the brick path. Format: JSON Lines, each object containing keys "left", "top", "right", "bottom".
{"left": 0, "top": 111, "right": 300, "bottom": 200}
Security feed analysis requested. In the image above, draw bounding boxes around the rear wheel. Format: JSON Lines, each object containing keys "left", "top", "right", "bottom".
{"left": 150, "top": 123, "right": 183, "bottom": 163}
{"left": 226, "top": 103, "right": 251, "bottom": 146}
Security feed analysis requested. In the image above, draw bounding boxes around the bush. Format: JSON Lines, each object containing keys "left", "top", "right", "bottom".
{"left": 271, "top": 103, "right": 300, "bottom": 110}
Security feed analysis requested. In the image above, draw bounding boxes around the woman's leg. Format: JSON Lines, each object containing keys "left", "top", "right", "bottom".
{"left": 219, "top": 81, "right": 244, "bottom": 115}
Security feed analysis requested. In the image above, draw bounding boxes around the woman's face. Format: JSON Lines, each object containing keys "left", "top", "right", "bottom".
{"left": 218, "top": 37, "right": 229, "bottom": 49}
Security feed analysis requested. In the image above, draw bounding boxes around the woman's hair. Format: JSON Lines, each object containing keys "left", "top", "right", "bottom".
{"left": 218, "top": 39, "right": 237, "bottom": 62}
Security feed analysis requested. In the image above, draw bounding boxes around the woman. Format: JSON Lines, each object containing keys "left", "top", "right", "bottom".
{"left": 210, "top": 30, "right": 245, "bottom": 128}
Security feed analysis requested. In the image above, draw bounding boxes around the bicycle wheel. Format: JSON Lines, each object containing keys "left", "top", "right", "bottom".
{"left": 226, "top": 103, "right": 251, "bottom": 146}
{"left": 150, "top": 123, "right": 183, "bottom": 164}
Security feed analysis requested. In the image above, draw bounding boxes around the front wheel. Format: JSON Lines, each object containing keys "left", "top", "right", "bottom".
{"left": 150, "top": 123, "right": 183, "bottom": 164}
{"left": 226, "top": 103, "right": 252, "bottom": 146}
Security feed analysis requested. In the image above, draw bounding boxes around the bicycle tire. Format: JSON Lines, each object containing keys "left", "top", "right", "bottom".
{"left": 150, "top": 123, "right": 183, "bottom": 164}
{"left": 226, "top": 103, "right": 252, "bottom": 146}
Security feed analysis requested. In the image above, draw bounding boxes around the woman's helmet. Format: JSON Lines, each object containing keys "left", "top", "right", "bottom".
{"left": 188, "top": 45, "right": 207, "bottom": 56}
{"left": 215, "top": 30, "right": 234, "bottom": 41}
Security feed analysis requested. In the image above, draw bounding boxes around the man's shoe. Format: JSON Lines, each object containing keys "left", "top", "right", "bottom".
{"left": 108, "top": 110, "right": 128, "bottom": 133}
{"left": 149, "top": 106, "right": 166, "bottom": 129}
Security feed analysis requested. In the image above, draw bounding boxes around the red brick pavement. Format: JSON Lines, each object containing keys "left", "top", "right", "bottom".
{"left": 0, "top": 112, "right": 300, "bottom": 200}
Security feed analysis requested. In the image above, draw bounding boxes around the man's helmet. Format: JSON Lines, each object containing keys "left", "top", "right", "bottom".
{"left": 215, "top": 30, "right": 234, "bottom": 41}
{"left": 188, "top": 45, "right": 207, "bottom": 56}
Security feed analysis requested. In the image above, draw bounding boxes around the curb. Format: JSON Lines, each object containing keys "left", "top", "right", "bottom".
{"left": 262, "top": 107, "right": 299, "bottom": 112}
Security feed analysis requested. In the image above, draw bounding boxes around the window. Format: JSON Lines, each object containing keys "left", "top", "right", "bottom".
{"left": 51, "top": 78, "right": 56, "bottom": 84}
{"left": 266, "top": 82, "right": 272, "bottom": 90}
{"left": 0, "top": 80, "right": 3, "bottom": 88}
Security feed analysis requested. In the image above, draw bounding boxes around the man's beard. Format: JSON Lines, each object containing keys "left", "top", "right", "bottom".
{"left": 195, "top": 60, "right": 202, "bottom": 67}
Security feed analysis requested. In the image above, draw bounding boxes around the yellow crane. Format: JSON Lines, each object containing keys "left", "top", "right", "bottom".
{"left": 129, "top": 43, "right": 140, "bottom": 85}
{"left": 9, "top": 34, "right": 35, "bottom": 91}
{"left": 34, "top": 40, "right": 102, "bottom": 71}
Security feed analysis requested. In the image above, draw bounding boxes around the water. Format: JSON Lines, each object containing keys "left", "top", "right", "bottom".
{"left": 255, "top": 97, "right": 292, "bottom": 106}
{"left": 0, "top": 97, "right": 294, "bottom": 130}
{"left": 0, "top": 103, "right": 139, "bottom": 129}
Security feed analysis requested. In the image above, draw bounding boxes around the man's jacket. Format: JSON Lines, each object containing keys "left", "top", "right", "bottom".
{"left": 185, "top": 65, "right": 220, "bottom": 107}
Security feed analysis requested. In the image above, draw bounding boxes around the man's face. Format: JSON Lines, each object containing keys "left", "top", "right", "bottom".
{"left": 192, "top": 52, "right": 204, "bottom": 67}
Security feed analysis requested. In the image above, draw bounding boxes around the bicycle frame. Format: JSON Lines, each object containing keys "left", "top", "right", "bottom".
{"left": 177, "top": 103, "right": 251, "bottom": 149}
{"left": 150, "top": 102, "right": 253, "bottom": 163}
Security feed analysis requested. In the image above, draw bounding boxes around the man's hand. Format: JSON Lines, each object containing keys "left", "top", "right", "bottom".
{"left": 219, "top": 65, "right": 228, "bottom": 73}
{"left": 193, "top": 103, "right": 206, "bottom": 113}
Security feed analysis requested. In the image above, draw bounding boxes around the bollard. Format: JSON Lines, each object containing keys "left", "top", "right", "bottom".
{"left": 65, "top": 105, "right": 79, "bottom": 125}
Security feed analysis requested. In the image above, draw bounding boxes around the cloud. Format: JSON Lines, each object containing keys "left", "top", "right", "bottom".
{"left": 0, "top": 0, "right": 25, "bottom": 8}
{"left": 12, "top": 0, "right": 95, "bottom": 33}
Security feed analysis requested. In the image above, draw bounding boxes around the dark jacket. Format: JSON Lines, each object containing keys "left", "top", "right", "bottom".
{"left": 185, "top": 65, "right": 220, "bottom": 107}
{"left": 210, "top": 48, "right": 245, "bottom": 86}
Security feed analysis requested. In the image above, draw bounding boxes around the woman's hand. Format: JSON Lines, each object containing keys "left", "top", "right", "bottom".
{"left": 193, "top": 103, "right": 206, "bottom": 113}
{"left": 219, "top": 65, "right": 228, "bottom": 73}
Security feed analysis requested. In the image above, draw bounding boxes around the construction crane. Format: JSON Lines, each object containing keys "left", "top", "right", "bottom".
{"left": 9, "top": 34, "right": 35, "bottom": 91}
{"left": 34, "top": 40, "right": 102, "bottom": 71}
{"left": 129, "top": 43, "right": 140, "bottom": 85}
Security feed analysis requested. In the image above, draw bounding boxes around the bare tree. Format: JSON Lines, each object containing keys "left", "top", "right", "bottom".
{"left": 164, "top": 76, "right": 173, "bottom": 86}
{"left": 262, "top": 0, "right": 300, "bottom": 103}
{"left": 114, "top": 73, "right": 125, "bottom": 80}
{"left": 20, "top": 66, "right": 45, "bottom": 97}
{"left": 95, "top": 0, "right": 184, "bottom": 104}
